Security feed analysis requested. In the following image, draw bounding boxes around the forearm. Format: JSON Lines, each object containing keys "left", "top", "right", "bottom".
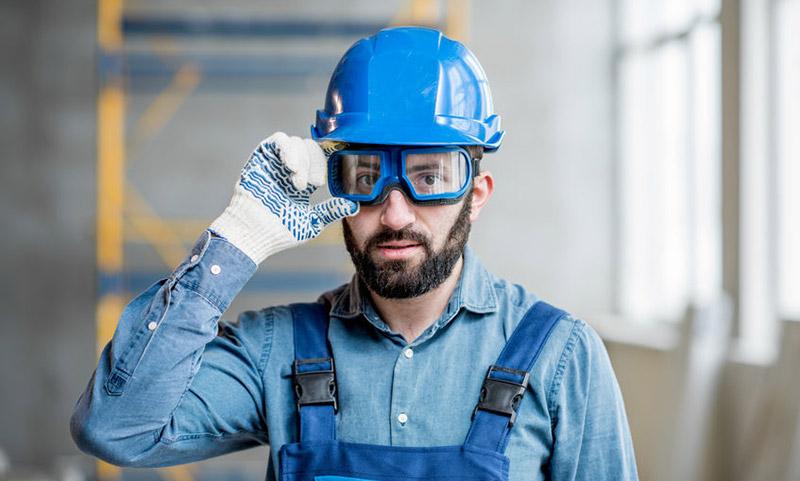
{"left": 71, "top": 133, "right": 356, "bottom": 467}
{"left": 70, "top": 231, "right": 258, "bottom": 466}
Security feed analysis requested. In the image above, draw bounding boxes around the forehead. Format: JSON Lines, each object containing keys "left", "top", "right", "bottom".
{"left": 342, "top": 152, "right": 457, "bottom": 166}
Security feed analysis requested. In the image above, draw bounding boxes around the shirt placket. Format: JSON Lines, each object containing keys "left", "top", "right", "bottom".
{"left": 389, "top": 344, "right": 416, "bottom": 445}
{"left": 357, "top": 291, "right": 467, "bottom": 446}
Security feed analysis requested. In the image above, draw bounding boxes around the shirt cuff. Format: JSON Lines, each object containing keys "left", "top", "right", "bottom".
{"left": 172, "top": 230, "right": 258, "bottom": 313}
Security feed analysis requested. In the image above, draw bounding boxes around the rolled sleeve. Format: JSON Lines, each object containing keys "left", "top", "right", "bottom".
{"left": 174, "top": 231, "right": 257, "bottom": 314}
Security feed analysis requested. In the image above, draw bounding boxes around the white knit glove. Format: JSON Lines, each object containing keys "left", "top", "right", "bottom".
{"left": 209, "top": 132, "right": 359, "bottom": 265}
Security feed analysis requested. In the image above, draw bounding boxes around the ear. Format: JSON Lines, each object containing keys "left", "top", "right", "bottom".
{"left": 469, "top": 171, "right": 494, "bottom": 222}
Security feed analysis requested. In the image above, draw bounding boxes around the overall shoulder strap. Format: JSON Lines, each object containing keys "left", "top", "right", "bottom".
{"left": 290, "top": 302, "right": 338, "bottom": 443}
{"left": 464, "top": 300, "right": 567, "bottom": 453}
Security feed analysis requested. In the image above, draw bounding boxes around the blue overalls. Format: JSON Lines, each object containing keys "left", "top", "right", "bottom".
{"left": 279, "top": 301, "right": 566, "bottom": 481}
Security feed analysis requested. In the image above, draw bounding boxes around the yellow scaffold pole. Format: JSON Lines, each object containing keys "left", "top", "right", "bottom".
{"left": 96, "top": 0, "right": 125, "bottom": 478}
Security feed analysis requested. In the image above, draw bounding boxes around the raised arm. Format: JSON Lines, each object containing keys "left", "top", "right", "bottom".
{"left": 71, "top": 232, "right": 266, "bottom": 466}
{"left": 70, "top": 133, "right": 358, "bottom": 467}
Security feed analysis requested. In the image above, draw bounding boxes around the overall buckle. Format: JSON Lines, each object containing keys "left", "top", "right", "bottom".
{"left": 473, "top": 365, "right": 530, "bottom": 427}
{"left": 293, "top": 357, "right": 338, "bottom": 412}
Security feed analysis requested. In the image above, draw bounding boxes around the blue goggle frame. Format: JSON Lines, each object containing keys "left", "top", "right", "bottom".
{"left": 327, "top": 146, "right": 475, "bottom": 206}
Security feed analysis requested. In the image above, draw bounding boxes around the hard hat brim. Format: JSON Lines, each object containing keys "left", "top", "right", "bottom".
{"left": 311, "top": 115, "right": 504, "bottom": 152}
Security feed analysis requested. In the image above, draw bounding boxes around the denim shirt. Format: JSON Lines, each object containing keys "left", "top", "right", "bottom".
{"left": 71, "top": 231, "right": 638, "bottom": 481}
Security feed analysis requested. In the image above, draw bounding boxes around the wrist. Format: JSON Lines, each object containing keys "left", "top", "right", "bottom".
{"left": 209, "top": 187, "right": 295, "bottom": 265}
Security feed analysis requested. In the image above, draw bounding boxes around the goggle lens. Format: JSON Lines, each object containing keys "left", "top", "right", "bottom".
{"left": 404, "top": 151, "right": 468, "bottom": 197}
{"left": 337, "top": 154, "right": 382, "bottom": 196}
{"left": 329, "top": 147, "right": 472, "bottom": 204}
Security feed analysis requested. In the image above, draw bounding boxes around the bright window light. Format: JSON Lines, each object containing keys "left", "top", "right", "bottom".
{"left": 777, "top": 0, "right": 800, "bottom": 319}
{"left": 689, "top": 22, "right": 721, "bottom": 306}
{"left": 617, "top": 1, "right": 721, "bottom": 323}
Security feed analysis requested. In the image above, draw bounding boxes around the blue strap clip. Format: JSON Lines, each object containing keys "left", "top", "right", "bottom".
{"left": 293, "top": 357, "right": 338, "bottom": 413}
{"left": 472, "top": 365, "right": 530, "bottom": 427}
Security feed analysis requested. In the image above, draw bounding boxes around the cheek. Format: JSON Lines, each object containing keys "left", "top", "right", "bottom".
{"left": 345, "top": 210, "right": 379, "bottom": 247}
{"left": 423, "top": 206, "right": 463, "bottom": 249}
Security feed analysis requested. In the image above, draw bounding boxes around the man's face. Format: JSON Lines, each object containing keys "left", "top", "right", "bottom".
{"left": 342, "top": 188, "right": 473, "bottom": 299}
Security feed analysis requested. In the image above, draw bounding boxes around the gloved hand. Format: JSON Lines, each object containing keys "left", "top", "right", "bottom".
{"left": 209, "top": 132, "right": 359, "bottom": 265}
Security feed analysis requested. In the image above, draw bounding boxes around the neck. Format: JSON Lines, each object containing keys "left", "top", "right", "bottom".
{"left": 367, "top": 255, "right": 464, "bottom": 344}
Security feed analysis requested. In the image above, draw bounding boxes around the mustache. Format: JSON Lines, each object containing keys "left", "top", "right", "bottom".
{"left": 365, "top": 227, "right": 432, "bottom": 254}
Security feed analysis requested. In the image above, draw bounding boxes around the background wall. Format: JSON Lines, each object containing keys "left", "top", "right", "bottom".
{"left": 0, "top": 0, "right": 97, "bottom": 470}
{"left": 1, "top": 1, "right": 797, "bottom": 480}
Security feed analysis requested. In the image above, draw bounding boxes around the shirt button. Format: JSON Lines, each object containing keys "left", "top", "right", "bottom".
{"left": 190, "top": 254, "right": 199, "bottom": 263}
{"left": 403, "top": 348, "right": 414, "bottom": 359}
{"left": 397, "top": 412, "right": 408, "bottom": 425}
{"left": 147, "top": 321, "right": 157, "bottom": 331}
{"left": 210, "top": 264, "right": 221, "bottom": 275}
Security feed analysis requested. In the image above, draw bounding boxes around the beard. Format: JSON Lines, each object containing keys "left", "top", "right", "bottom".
{"left": 342, "top": 190, "right": 473, "bottom": 299}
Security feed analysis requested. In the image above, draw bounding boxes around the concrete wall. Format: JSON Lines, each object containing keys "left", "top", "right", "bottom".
{"left": 469, "top": 0, "right": 614, "bottom": 318}
{"left": 608, "top": 323, "right": 800, "bottom": 481}
{"left": 0, "top": 0, "right": 97, "bottom": 469}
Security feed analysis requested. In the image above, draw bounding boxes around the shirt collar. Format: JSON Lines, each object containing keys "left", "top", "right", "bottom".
{"left": 327, "top": 245, "right": 499, "bottom": 321}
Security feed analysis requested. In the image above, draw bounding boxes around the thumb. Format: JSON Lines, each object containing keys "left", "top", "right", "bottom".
{"left": 312, "top": 197, "right": 360, "bottom": 228}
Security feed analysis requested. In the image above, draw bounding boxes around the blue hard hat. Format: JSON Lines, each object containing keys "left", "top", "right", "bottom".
{"left": 312, "top": 26, "right": 505, "bottom": 152}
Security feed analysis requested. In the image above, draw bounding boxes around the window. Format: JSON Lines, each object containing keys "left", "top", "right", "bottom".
{"left": 776, "top": 0, "right": 800, "bottom": 320}
{"left": 616, "top": 0, "right": 722, "bottom": 322}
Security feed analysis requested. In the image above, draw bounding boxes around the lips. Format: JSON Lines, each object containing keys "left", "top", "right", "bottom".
{"left": 374, "top": 241, "right": 423, "bottom": 260}
{"left": 377, "top": 241, "right": 422, "bottom": 249}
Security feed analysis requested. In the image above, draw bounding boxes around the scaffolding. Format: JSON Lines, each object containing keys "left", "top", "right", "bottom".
{"left": 94, "top": 1, "right": 470, "bottom": 479}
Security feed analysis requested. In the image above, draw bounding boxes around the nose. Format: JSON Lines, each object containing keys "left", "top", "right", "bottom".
{"left": 380, "top": 189, "right": 416, "bottom": 230}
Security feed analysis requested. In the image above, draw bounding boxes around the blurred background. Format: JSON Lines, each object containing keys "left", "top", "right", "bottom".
{"left": 1, "top": 0, "right": 798, "bottom": 480}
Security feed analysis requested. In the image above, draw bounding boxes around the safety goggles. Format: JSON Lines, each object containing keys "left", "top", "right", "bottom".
{"left": 327, "top": 146, "right": 475, "bottom": 205}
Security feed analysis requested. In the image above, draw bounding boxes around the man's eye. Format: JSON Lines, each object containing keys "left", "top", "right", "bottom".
{"left": 422, "top": 175, "right": 440, "bottom": 186}
{"left": 356, "top": 173, "right": 380, "bottom": 186}
{"left": 415, "top": 172, "right": 445, "bottom": 186}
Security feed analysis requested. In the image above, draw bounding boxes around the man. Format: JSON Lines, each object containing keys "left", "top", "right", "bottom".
{"left": 71, "top": 27, "right": 638, "bottom": 480}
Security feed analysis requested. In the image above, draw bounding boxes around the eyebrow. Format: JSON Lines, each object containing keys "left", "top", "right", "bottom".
{"left": 406, "top": 163, "right": 448, "bottom": 173}
{"left": 353, "top": 159, "right": 380, "bottom": 169}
